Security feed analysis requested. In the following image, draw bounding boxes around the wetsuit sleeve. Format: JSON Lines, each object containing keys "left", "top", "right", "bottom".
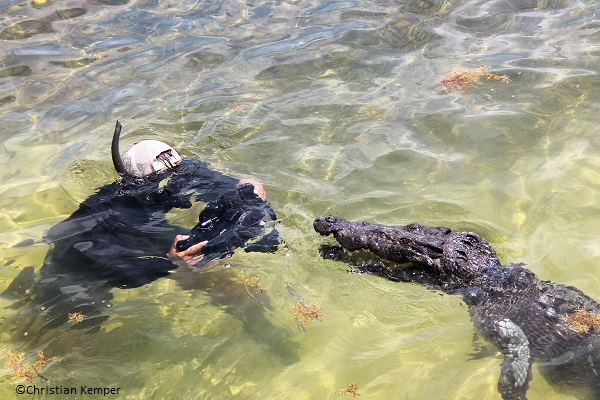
{"left": 162, "top": 159, "right": 240, "bottom": 206}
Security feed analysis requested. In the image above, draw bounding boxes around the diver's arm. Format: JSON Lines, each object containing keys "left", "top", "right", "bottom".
{"left": 166, "top": 235, "right": 208, "bottom": 267}
{"left": 166, "top": 159, "right": 267, "bottom": 204}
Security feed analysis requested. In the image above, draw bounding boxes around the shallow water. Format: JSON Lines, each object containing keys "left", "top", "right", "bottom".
{"left": 0, "top": 0, "right": 599, "bottom": 398}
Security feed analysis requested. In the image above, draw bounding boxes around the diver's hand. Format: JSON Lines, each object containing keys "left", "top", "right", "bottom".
{"left": 167, "top": 235, "right": 207, "bottom": 267}
{"left": 237, "top": 178, "right": 266, "bottom": 201}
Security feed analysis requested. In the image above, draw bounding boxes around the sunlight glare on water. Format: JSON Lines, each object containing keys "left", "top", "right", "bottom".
{"left": 0, "top": 0, "right": 599, "bottom": 399}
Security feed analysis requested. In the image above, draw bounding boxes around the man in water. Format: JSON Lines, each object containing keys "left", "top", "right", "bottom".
{"left": 7, "top": 121, "right": 278, "bottom": 334}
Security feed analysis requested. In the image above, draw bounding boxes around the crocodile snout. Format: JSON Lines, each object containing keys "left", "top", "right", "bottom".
{"left": 313, "top": 215, "right": 347, "bottom": 236}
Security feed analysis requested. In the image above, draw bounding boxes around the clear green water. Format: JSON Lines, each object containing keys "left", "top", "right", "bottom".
{"left": 0, "top": 0, "right": 599, "bottom": 398}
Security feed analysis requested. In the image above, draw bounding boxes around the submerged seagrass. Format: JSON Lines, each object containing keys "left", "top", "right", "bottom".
{"left": 314, "top": 215, "right": 600, "bottom": 400}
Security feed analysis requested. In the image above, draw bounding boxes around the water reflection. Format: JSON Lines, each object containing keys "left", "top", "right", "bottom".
{"left": 0, "top": 7, "right": 87, "bottom": 40}
{"left": 0, "top": 65, "right": 33, "bottom": 78}
{"left": 341, "top": 16, "right": 441, "bottom": 50}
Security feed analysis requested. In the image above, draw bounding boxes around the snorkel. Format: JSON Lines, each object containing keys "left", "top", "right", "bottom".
{"left": 111, "top": 120, "right": 183, "bottom": 178}
{"left": 111, "top": 120, "right": 127, "bottom": 175}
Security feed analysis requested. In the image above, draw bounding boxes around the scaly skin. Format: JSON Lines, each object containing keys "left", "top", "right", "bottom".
{"left": 314, "top": 215, "right": 600, "bottom": 400}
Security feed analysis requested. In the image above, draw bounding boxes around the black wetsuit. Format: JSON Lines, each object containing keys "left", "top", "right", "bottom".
{"left": 12, "top": 159, "right": 278, "bottom": 333}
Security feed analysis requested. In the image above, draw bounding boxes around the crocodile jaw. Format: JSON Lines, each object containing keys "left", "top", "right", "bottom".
{"left": 314, "top": 215, "right": 501, "bottom": 282}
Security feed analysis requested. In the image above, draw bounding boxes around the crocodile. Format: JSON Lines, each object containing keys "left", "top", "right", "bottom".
{"left": 313, "top": 215, "right": 600, "bottom": 400}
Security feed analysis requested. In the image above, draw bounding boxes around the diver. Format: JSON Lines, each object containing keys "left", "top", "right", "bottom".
{"left": 5, "top": 121, "right": 279, "bottom": 335}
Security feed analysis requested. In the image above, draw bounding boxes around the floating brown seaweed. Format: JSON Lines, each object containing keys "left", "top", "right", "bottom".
{"left": 293, "top": 301, "right": 324, "bottom": 325}
{"left": 238, "top": 271, "right": 263, "bottom": 292}
{"left": 1, "top": 347, "right": 58, "bottom": 384}
{"left": 441, "top": 66, "right": 510, "bottom": 92}
{"left": 68, "top": 311, "right": 85, "bottom": 324}
{"left": 230, "top": 99, "right": 245, "bottom": 113}
{"left": 562, "top": 305, "right": 600, "bottom": 333}
{"left": 336, "top": 383, "right": 360, "bottom": 397}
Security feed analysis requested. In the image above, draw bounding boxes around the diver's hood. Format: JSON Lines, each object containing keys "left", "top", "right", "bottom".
{"left": 111, "top": 120, "right": 182, "bottom": 178}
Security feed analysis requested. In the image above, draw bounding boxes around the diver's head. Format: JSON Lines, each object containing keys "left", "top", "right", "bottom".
{"left": 111, "top": 120, "right": 182, "bottom": 178}
{"left": 122, "top": 140, "right": 182, "bottom": 177}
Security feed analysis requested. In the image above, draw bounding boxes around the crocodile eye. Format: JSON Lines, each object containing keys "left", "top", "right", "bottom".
{"left": 399, "top": 238, "right": 411, "bottom": 245}
{"left": 465, "top": 234, "right": 479, "bottom": 243}
{"left": 461, "top": 233, "right": 480, "bottom": 247}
